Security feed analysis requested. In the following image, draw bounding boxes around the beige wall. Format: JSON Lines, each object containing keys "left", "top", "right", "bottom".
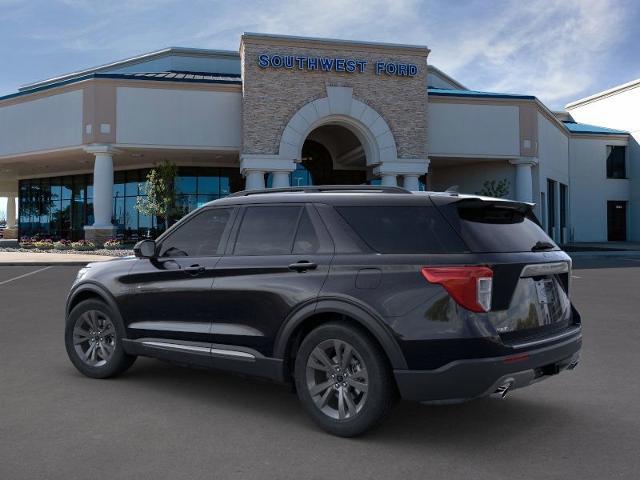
{"left": 116, "top": 86, "right": 242, "bottom": 148}
{"left": 427, "top": 102, "right": 520, "bottom": 157}
{"left": 0, "top": 90, "right": 83, "bottom": 157}
{"left": 240, "top": 35, "right": 429, "bottom": 159}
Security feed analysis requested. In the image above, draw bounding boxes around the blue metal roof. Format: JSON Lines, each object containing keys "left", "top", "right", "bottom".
{"left": 0, "top": 71, "right": 242, "bottom": 102}
{"left": 428, "top": 87, "right": 536, "bottom": 100}
{"left": 562, "top": 121, "right": 628, "bottom": 135}
{"left": 118, "top": 71, "right": 241, "bottom": 82}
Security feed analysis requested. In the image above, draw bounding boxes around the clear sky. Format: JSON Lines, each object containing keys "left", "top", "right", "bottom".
{"left": 0, "top": 0, "right": 639, "bottom": 220}
{"left": 1, "top": 0, "right": 639, "bottom": 110}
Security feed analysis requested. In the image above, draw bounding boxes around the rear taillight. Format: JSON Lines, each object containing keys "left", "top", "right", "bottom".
{"left": 421, "top": 266, "right": 493, "bottom": 313}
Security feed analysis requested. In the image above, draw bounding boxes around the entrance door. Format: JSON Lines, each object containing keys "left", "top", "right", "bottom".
{"left": 607, "top": 201, "right": 627, "bottom": 241}
{"left": 547, "top": 179, "right": 556, "bottom": 240}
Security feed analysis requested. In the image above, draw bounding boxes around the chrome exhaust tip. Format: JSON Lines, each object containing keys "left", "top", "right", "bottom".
{"left": 491, "top": 382, "right": 513, "bottom": 399}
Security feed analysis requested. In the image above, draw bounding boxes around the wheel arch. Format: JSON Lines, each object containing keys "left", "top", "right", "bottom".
{"left": 274, "top": 298, "right": 408, "bottom": 380}
{"left": 66, "top": 283, "right": 124, "bottom": 326}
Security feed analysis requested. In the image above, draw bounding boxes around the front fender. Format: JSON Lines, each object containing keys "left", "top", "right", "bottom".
{"left": 66, "top": 281, "right": 124, "bottom": 328}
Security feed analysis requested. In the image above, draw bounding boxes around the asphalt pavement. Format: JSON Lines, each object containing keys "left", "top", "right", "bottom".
{"left": 0, "top": 257, "right": 639, "bottom": 480}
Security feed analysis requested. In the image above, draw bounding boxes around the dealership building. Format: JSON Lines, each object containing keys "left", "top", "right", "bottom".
{"left": 0, "top": 33, "right": 636, "bottom": 244}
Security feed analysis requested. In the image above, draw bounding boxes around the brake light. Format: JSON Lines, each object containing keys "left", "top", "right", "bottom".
{"left": 421, "top": 266, "right": 493, "bottom": 313}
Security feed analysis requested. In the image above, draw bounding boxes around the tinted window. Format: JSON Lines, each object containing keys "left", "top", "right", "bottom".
{"left": 234, "top": 206, "right": 301, "bottom": 255}
{"left": 606, "top": 146, "right": 626, "bottom": 179}
{"left": 336, "top": 206, "right": 466, "bottom": 254}
{"left": 293, "top": 211, "right": 320, "bottom": 254}
{"left": 160, "top": 208, "right": 232, "bottom": 257}
{"left": 442, "top": 199, "right": 557, "bottom": 253}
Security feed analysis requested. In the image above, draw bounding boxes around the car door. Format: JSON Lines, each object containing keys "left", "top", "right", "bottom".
{"left": 119, "top": 206, "right": 236, "bottom": 344}
{"left": 211, "top": 203, "right": 334, "bottom": 355}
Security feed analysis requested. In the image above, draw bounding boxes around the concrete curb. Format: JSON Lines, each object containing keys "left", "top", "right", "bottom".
{"left": 0, "top": 262, "right": 94, "bottom": 266}
{"left": 568, "top": 250, "right": 640, "bottom": 258}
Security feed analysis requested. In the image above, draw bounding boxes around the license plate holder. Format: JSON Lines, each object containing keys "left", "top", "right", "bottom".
{"left": 535, "top": 278, "right": 556, "bottom": 305}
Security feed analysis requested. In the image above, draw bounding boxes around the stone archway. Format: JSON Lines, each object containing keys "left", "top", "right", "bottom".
{"left": 278, "top": 86, "right": 398, "bottom": 168}
{"left": 240, "top": 85, "right": 429, "bottom": 190}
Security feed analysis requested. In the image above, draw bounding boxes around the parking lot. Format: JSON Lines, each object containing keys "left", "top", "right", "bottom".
{"left": 1, "top": 257, "right": 639, "bottom": 480}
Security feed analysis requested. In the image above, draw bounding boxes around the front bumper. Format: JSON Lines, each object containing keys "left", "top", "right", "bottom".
{"left": 394, "top": 328, "right": 582, "bottom": 403}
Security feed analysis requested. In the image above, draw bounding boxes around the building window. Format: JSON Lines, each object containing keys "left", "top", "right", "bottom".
{"left": 606, "top": 146, "right": 626, "bottom": 179}
{"left": 18, "top": 166, "right": 243, "bottom": 241}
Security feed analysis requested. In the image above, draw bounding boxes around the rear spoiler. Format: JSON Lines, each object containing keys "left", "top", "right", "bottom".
{"left": 427, "top": 192, "right": 536, "bottom": 209}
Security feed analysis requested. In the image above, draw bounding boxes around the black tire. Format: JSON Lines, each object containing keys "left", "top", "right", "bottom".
{"left": 65, "top": 299, "right": 136, "bottom": 379}
{"left": 294, "top": 322, "right": 397, "bottom": 437}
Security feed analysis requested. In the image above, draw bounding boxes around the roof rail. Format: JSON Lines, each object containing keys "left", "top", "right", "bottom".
{"left": 227, "top": 185, "right": 411, "bottom": 197}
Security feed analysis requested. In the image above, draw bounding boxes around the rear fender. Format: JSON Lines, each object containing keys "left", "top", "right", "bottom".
{"left": 274, "top": 297, "right": 408, "bottom": 370}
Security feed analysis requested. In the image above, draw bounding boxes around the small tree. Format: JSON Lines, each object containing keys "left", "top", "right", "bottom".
{"left": 477, "top": 179, "right": 510, "bottom": 198}
{"left": 136, "top": 161, "right": 178, "bottom": 231}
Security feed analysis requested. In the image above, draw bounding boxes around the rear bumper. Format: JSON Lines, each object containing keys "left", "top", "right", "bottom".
{"left": 394, "top": 328, "right": 582, "bottom": 403}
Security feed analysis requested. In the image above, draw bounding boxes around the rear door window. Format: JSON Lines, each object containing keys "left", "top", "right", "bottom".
{"left": 233, "top": 205, "right": 302, "bottom": 255}
{"left": 439, "top": 199, "right": 557, "bottom": 253}
{"left": 335, "top": 206, "right": 466, "bottom": 254}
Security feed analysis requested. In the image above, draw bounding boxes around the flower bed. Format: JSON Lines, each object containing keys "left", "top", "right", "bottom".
{"left": 5, "top": 236, "right": 133, "bottom": 256}
{"left": 103, "top": 238, "right": 123, "bottom": 250}
{"left": 70, "top": 240, "right": 96, "bottom": 251}
{"left": 54, "top": 239, "right": 73, "bottom": 250}
{"left": 33, "top": 240, "right": 54, "bottom": 250}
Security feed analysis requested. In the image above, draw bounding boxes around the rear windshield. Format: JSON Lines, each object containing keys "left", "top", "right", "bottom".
{"left": 335, "top": 206, "right": 466, "bottom": 254}
{"left": 439, "top": 199, "right": 557, "bottom": 253}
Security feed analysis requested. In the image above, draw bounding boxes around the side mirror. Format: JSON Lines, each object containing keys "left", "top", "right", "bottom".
{"left": 133, "top": 239, "right": 157, "bottom": 259}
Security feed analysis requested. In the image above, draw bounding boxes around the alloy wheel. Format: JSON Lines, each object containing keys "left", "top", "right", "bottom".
{"left": 73, "top": 310, "right": 116, "bottom": 367}
{"left": 305, "top": 339, "right": 369, "bottom": 420}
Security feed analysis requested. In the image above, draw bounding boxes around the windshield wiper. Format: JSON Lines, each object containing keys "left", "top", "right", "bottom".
{"left": 531, "top": 241, "right": 555, "bottom": 251}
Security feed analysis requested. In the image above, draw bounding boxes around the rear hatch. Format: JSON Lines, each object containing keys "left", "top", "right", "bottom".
{"left": 433, "top": 195, "right": 575, "bottom": 344}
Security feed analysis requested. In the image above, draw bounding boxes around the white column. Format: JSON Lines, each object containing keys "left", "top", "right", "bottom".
{"left": 402, "top": 174, "right": 421, "bottom": 192}
{"left": 271, "top": 171, "right": 290, "bottom": 188}
{"left": 374, "top": 159, "right": 429, "bottom": 191}
{"left": 509, "top": 158, "right": 538, "bottom": 203}
{"left": 6, "top": 195, "right": 16, "bottom": 229}
{"left": 92, "top": 152, "right": 115, "bottom": 227}
{"left": 245, "top": 170, "right": 265, "bottom": 190}
{"left": 380, "top": 174, "right": 398, "bottom": 186}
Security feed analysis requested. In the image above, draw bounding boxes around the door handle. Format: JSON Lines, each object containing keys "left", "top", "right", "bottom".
{"left": 184, "top": 264, "right": 206, "bottom": 276}
{"left": 288, "top": 260, "right": 317, "bottom": 272}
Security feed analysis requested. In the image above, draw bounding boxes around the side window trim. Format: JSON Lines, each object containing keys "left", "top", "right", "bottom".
{"left": 306, "top": 204, "right": 335, "bottom": 254}
{"left": 213, "top": 207, "right": 239, "bottom": 256}
{"left": 157, "top": 206, "right": 237, "bottom": 258}
{"left": 223, "top": 205, "right": 245, "bottom": 255}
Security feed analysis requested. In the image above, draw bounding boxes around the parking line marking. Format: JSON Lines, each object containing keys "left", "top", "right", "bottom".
{"left": 0, "top": 266, "right": 52, "bottom": 286}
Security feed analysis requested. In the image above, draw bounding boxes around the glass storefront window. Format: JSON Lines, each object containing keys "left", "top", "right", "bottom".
{"left": 18, "top": 166, "right": 242, "bottom": 241}
{"left": 176, "top": 175, "right": 197, "bottom": 195}
{"left": 113, "top": 171, "right": 126, "bottom": 198}
{"left": 61, "top": 177, "right": 73, "bottom": 200}
{"left": 198, "top": 175, "right": 219, "bottom": 195}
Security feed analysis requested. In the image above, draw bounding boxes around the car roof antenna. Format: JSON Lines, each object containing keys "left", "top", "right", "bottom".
{"left": 445, "top": 185, "right": 459, "bottom": 194}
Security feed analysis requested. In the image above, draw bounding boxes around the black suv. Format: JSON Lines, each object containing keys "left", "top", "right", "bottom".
{"left": 65, "top": 185, "right": 581, "bottom": 436}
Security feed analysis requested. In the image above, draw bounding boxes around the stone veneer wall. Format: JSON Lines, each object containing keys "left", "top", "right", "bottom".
{"left": 240, "top": 36, "right": 429, "bottom": 160}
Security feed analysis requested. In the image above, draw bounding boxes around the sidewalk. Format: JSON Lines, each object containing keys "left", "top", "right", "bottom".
{"left": 0, "top": 251, "right": 118, "bottom": 266}
{"left": 564, "top": 242, "right": 640, "bottom": 251}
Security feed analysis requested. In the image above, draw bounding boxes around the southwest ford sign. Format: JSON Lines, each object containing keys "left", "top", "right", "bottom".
{"left": 257, "top": 54, "right": 418, "bottom": 77}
